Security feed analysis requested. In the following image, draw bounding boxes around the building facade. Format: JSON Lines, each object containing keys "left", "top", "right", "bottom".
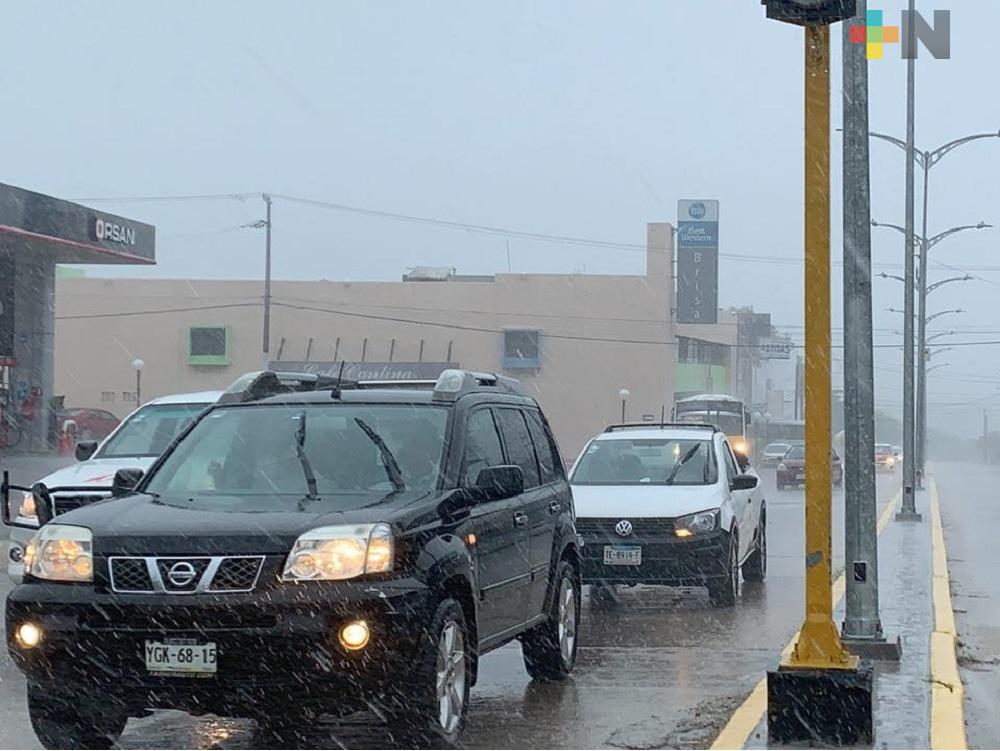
{"left": 53, "top": 224, "right": 685, "bottom": 460}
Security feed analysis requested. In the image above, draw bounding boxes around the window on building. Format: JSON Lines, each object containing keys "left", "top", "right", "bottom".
{"left": 502, "top": 329, "right": 540, "bottom": 369}
{"left": 678, "top": 336, "right": 728, "bottom": 366}
{"left": 188, "top": 326, "right": 230, "bottom": 366}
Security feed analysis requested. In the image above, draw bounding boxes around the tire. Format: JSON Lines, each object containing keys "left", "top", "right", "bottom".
{"left": 385, "top": 597, "right": 470, "bottom": 748}
{"left": 707, "top": 532, "right": 739, "bottom": 607}
{"left": 522, "top": 560, "right": 580, "bottom": 681}
{"left": 28, "top": 686, "right": 126, "bottom": 750}
{"left": 776, "top": 480, "right": 785, "bottom": 491}
{"left": 742, "top": 513, "right": 766, "bottom": 583}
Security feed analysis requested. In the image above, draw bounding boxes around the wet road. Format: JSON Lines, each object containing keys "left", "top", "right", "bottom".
{"left": 934, "top": 462, "right": 1000, "bottom": 751}
{"left": 0, "top": 458, "right": 900, "bottom": 749}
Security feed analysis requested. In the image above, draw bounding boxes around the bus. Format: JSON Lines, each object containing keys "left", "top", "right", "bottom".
{"left": 674, "top": 394, "right": 752, "bottom": 455}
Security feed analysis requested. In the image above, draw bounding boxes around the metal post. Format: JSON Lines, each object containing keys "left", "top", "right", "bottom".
{"left": 785, "top": 24, "right": 854, "bottom": 670}
{"left": 841, "top": 0, "right": 888, "bottom": 647}
{"left": 915, "top": 156, "right": 930, "bottom": 485}
{"left": 984, "top": 410, "right": 989, "bottom": 463}
{"left": 898, "top": 0, "right": 921, "bottom": 520}
{"left": 135, "top": 370, "right": 141, "bottom": 407}
{"left": 262, "top": 193, "right": 273, "bottom": 365}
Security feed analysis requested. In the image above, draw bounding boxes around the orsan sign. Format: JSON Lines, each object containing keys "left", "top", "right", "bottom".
{"left": 93, "top": 217, "right": 137, "bottom": 246}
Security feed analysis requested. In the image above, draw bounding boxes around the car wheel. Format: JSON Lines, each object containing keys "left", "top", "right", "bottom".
{"left": 742, "top": 514, "right": 766, "bottom": 583}
{"left": 28, "top": 685, "right": 126, "bottom": 750}
{"left": 707, "top": 532, "right": 739, "bottom": 607}
{"left": 776, "top": 480, "right": 785, "bottom": 490}
{"left": 522, "top": 560, "right": 580, "bottom": 680}
{"left": 386, "top": 597, "right": 470, "bottom": 748}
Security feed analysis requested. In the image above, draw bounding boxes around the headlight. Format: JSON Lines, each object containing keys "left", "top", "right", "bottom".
{"left": 17, "top": 492, "right": 37, "bottom": 523}
{"left": 675, "top": 509, "right": 719, "bottom": 537}
{"left": 282, "top": 523, "right": 394, "bottom": 582}
{"left": 777, "top": 463, "right": 787, "bottom": 472}
{"left": 24, "top": 525, "right": 93, "bottom": 583}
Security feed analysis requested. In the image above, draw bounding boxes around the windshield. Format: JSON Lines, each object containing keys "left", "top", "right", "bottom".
{"left": 571, "top": 438, "right": 717, "bottom": 486}
{"left": 145, "top": 404, "right": 448, "bottom": 497}
{"left": 96, "top": 403, "right": 209, "bottom": 458}
{"left": 766, "top": 443, "right": 789, "bottom": 453}
{"left": 785, "top": 445, "right": 805, "bottom": 460}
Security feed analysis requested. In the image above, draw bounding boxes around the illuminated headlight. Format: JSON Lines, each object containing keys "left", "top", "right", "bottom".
{"left": 282, "top": 523, "right": 394, "bottom": 582}
{"left": 675, "top": 510, "right": 719, "bottom": 538}
{"left": 24, "top": 525, "right": 93, "bottom": 583}
{"left": 17, "top": 492, "right": 38, "bottom": 524}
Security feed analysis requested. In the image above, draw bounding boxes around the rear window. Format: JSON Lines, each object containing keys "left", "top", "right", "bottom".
{"left": 785, "top": 445, "right": 805, "bottom": 460}
{"left": 766, "top": 443, "right": 789, "bottom": 453}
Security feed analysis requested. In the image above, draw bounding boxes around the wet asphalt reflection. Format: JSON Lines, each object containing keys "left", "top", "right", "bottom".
{"left": 0, "top": 468, "right": 901, "bottom": 749}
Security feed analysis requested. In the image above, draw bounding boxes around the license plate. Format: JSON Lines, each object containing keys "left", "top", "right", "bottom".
{"left": 604, "top": 545, "right": 641, "bottom": 565}
{"left": 145, "top": 639, "right": 217, "bottom": 676}
{"left": 795, "top": 472, "right": 805, "bottom": 480}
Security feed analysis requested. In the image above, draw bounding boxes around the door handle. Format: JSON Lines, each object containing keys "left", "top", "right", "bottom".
{"left": 548, "top": 501, "right": 562, "bottom": 514}
{"left": 513, "top": 511, "right": 529, "bottom": 527}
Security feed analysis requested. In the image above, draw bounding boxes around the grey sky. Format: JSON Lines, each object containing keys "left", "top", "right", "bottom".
{"left": 3, "top": 0, "right": 998, "bottom": 429}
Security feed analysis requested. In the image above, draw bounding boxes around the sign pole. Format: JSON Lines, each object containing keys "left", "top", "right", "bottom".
{"left": 767, "top": 11, "right": 873, "bottom": 745}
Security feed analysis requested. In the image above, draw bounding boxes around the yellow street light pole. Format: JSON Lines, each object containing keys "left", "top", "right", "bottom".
{"left": 785, "top": 23, "right": 857, "bottom": 671}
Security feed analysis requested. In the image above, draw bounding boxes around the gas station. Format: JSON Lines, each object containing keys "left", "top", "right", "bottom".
{"left": 0, "top": 183, "right": 154, "bottom": 451}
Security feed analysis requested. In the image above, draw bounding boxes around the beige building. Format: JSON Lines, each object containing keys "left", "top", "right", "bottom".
{"left": 54, "top": 224, "right": 701, "bottom": 459}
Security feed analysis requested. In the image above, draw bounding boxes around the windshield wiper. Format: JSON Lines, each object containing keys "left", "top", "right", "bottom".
{"left": 353, "top": 418, "right": 406, "bottom": 493}
{"left": 665, "top": 444, "right": 702, "bottom": 486}
{"left": 295, "top": 412, "right": 319, "bottom": 499}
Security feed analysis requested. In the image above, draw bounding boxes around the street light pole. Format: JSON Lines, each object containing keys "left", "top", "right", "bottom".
{"left": 618, "top": 388, "right": 630, "bottom": 423}
{"left": 131, "top": 358, "right": 145, "bottom": 406}
{"left": 262, "top": 193, "right": 273, "bottom": 368}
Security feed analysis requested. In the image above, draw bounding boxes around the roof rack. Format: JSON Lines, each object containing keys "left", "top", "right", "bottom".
{"left": 217, "top": 371, "right": 352, "bottom": 404}
{"left": 431, "top": 369, "right": 523, "bottom": 400}
{"left": 603, "top": 422, "right": 719, "bottom": 433}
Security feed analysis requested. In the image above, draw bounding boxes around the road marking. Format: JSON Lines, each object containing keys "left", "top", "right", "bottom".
{"left": 929, "top": 478, "right": 966, "bottom": 751}
{"left": 710, "top": 487, "right": 900, "bottom": 750}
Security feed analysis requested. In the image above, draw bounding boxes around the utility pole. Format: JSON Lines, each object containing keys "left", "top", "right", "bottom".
{"left": 915, "top": 152, "right": 930, "bottom": 487}
{"left": 262, "top": 193, "right": 273, "bottom": 368}
{"left": 897, "top": 0, "right": 921, "bottom": 521}
{"left": 984, "top": 410, "right": 989, "bottom": 463}
{"left": 841, "top": 0, "right": 898, "bottom": 658}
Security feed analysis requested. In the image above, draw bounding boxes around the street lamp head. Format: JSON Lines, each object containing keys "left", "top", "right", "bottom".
{"left": 870, "top": 219, "right": 879, "bottom": 227}
{"left": 977, "top": 221, "right": 992, "bottom": 229}
{"left": 131, "top": 358, "right": 145, "bottom": 371}
{"left": 618, "top": 388, "right": 630, "bottom": 401}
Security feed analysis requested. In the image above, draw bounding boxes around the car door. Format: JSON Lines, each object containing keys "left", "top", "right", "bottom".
{"left": 495, "top": 406, "right": 553, "bottom": 619}
{"left": 461, "top": 407, "right": 531, "bottom": 642}
{"left": 722, "top": 439, "right": 753, "bottom": 561}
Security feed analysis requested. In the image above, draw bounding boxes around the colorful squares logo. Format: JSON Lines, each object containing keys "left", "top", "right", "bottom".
{"left": 850, "top": 9, "right": 900, "bottom": 59}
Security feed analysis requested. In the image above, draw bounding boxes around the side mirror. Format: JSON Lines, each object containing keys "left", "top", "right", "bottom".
{"left": 730, "top": 473, "right": 758, "bottom": 491}
{"left": 111, "top": 468, "right": 144, "bottom": 497}
{"left": 474, "top": 465, "right": 525, "bottom": 501}
{"left": 75, "top": 440, "right": 99, "bottom": 462}
{"left": 1, "top": 473, "right": 55, "bottom": 529}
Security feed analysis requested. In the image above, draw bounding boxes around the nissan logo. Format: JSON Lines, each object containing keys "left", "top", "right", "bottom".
{"left": 166, "top": 561, "right": 198, "bottom": 587}
{"left": 615, "top": 520, "right": 633, "bottom": 537}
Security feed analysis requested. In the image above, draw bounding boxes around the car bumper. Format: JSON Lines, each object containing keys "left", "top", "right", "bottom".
{"left": 578, "top": 530, "right": 729, "bottom": 586}
{"left": 776, "top": 469, "right": 806, "bottom": 486}
{"left": 6, "top": 576, "right": 435, "bottom": 715}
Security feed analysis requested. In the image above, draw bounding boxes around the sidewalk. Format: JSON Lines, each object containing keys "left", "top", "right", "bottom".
{"left": 715, "top": 481, "right": 958, "bottom": 749}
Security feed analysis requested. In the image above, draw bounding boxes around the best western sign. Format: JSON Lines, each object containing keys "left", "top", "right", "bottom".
{"left": 93, "top": 218, "right": 137, "bottom": 246}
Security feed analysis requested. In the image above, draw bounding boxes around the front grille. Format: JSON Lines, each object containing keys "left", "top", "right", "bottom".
{"left": 108, "top": 556, "right": 266, "bottom": 594}
{"left": 110, "top": 558, "right": 154, "bottom": 593}
{"left": 211, "top": 556, "right": 264, "bottom": 591}
{"left": 576, "top": 517, "right": 676, "bottom": 541}
{"left": 78, "top": 605, "right": 279, "bottom": 631}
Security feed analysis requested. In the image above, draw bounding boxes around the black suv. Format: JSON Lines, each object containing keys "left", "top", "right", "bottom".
{"left": 3, "top": 370, "right": 580, "bottom": 748}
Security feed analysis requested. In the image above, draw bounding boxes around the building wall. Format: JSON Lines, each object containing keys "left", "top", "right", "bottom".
{"left": 53, "top": 224, "right": 677, "bottom": 460}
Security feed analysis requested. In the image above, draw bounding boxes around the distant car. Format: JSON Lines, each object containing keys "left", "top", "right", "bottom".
{"left": 776, "top": 444, "right": 843, "bottom": 490}
{"left": 56, "top": 408, "right": 120, "bottom": 442}
{"left": 762, "top": 442, "right": 791, "bottom": 466}
{"left": 875, "top": 443, "right": 896, "bottom": 473}
{"left": 571, "top": 423, "right": 766, "bottom": 607}
{"left": 6, "top": 391, "right": 222, "bottom": 584}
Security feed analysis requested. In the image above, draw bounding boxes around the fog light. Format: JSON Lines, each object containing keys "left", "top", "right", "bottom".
{"left": 675, "top": 528, "right": 693, "bottom": 538}
{"left": 339, "top": 620, "right": 370, "bottom": 651}
{"left": 15, "top": 622, "right": 42, "bottom": 649}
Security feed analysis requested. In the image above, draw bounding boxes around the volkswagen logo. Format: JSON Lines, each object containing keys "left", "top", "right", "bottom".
{"left": 166, "top": 561, "right": 198, "bottom": 587}
{"left": 615, "top": 520, "right": 633, "bottom": 537}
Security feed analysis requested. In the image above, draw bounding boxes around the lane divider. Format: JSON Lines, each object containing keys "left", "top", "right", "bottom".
{"left": 929, "top": 478, "right": 966, "bottom": 750}
{"left": 710, "top": 487, "right": 900, "bottom": 750}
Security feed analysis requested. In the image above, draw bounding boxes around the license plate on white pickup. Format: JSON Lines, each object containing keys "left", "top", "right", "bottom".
{"left": 603, "top": 545, "right": 641, "bottom": 566}
{"left": 145, "top": 639, "right": 217, "bottom": 676}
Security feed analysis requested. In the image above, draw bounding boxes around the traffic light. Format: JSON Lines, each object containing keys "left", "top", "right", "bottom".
{"left": 762, "top": 0, "right": 857, "bottom": 25}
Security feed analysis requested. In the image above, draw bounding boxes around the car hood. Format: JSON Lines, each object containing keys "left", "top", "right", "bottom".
{"left": 54, "top": 490, "right": 432, "bottom": 556}
{"left": 571, "top": 483, "right": 727, "bottom": 519}
{"left": 35, "top": 457, "right": 158, "bottom": 490}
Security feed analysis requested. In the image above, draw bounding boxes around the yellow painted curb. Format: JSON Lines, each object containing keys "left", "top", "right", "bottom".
{"left": 929, "top": 479, "right": 966, "bottom": 751}
{"left": 710, "top": 488, "right": 899, "bottom": 750}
